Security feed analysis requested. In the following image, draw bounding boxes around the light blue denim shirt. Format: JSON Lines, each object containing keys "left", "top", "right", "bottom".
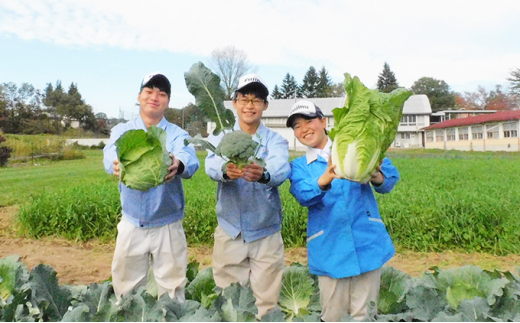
{"left": 205, "top": 122, "right": 291, "bottom": 242}
{"left": 103, "top": 116, "right": 199, "bottom": 228}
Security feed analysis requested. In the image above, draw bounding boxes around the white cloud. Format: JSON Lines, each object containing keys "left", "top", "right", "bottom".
{"left": 1, "top": 0, "right": 520, "bottom": 96}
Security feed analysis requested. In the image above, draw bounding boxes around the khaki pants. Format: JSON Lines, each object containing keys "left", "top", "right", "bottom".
{"left": 212, "top": 226, "right": 284, "bottom": 318}
{"left": 112, "top": 217, "right": 188, "bottom": 302}
{"left": 319, "top": 268, "right": 382, "bottom": 322}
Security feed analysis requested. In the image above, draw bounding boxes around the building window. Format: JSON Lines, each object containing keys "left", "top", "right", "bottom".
{"left": 400, "top": 132, "right": 411, "bottom": 139}
{"left": 426, "top": 131, "right": 434, "bottom": 142}
{"left": 486, "top": 123, "right": 499, "bottom": 139}
{"left": 458, "top": 127, "right": 469, "bottom": 140}
{"left": 446, "top": 129, "right": 456, "bottom": 141}
{"left": 504, "top": 121, "right": 518, "bottom": 138}
{"left": 472, "top": 125, "right": 483, "bottom": 139}
{"left": 400, "top": 115, "right": 417, "bottom": 126}
{"left": 435, "top": 130, "right": 445, "bottom": 142}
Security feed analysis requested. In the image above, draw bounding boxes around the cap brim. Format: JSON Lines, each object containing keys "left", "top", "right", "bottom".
{"left": 236, "top": 83, "right": 269, "bottom": 97}
{"left": 286, "top": 113, "right": 321, "bottom": 127}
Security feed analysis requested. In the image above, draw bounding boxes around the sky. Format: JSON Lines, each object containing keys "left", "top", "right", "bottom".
{"left": 1, "top": 0, "right": 519, "bottom": 119}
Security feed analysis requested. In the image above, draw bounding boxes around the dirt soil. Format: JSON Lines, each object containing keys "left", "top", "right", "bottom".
{"left": 1, "top": 206, "right": 519, "bottom": 285}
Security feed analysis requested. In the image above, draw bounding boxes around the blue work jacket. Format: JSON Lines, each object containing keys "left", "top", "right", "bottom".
{"left": 103, "top": 116, "right": 200, "bottom": 228}
{"left": 289, "top": 149, "right": 399, "bottom": 278}
{"left": 205, "top": 122, "right": 291, "bottom": 242}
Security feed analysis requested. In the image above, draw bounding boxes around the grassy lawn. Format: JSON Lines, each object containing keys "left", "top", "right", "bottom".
{"left": 0, "top": 150, "right": 110, "bottom": 206}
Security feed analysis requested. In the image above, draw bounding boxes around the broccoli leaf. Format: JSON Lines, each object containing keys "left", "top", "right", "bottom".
{"left": 184, "top": 62, "right": 235, "bottom": 135}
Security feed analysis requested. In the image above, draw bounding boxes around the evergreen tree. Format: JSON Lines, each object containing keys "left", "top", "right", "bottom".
{"left": 301, "top": 66, "right": 320, "bottom": 98}
{"left": 377, "top": 62, "right": 399, "bottom": 93}
{"left": 316, "top": 66, "right": 333, "bottom": 97}
{"left": 271, "top": 85, "right": 282, "bottom": 99}
{"left": 280, "top": 73, "right": 299, "bottom": 99}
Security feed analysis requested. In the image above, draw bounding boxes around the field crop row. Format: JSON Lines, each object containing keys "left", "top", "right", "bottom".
{"left": 2, "top": 149, "right": 520, "bottom": 255}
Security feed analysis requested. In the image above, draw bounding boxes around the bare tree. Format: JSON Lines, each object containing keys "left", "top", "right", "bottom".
{"left": 210, "top": 45, "right": 253, "bottom": 99}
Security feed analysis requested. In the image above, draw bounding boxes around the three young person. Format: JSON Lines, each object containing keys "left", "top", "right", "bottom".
{"left": 104, "top": 72, "right": 397, "bottom": 321}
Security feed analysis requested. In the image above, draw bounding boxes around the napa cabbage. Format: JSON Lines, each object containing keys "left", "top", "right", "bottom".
{"left": 115, "top": 126, "right": 172, "bottom": 191}
{"left": 330, "top": 73, "right": 413, "bottom": 183}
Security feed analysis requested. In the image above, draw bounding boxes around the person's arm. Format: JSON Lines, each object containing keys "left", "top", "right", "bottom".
{"left": 372, "top": 158, "right": 400, "bottom": 193}
{"left": 167, "top": 128, "right": 200, "bottom": 179}
{"left": 205, "top": 133, "right": 234, "bottom": 182}
{"left": 102, "top": 124, "right": 125, "bottom": 175}
{"left": 289, "top": 160, "right": 329, "bottom": 207}
{"left": 251, "top": 133, "right": 291, "bottom": 187}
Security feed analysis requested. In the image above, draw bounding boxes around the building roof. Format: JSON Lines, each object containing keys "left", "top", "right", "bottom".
{"left": 423, "top": 110, "right": 520, "bottom": 130}
{"left": 402, "top": 94, "right": 432, "bottom": 114}
{"left": 223, "top": 94, "right": 428, "bottom": 118}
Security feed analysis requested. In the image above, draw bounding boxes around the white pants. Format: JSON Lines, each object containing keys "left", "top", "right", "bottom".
{"left": 111, "top": 217, "right": 188, "bottom": 302}
{"left": 319, "top": 268, "right": 382, "bottom": 322}
{"left": 212, "top": 226, "right": 285, "bottom": 318}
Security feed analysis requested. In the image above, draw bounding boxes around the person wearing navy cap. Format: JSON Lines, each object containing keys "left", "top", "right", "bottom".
{"left": 103, "top": 72, "right": 200, "bottom": 303}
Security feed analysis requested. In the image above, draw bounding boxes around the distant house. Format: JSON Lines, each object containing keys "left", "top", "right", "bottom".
{"left": 422, "top": 110, "right": 520, "bottom": 151}
{"left": 394, "top": 94, "right": 432, "bottom": 148}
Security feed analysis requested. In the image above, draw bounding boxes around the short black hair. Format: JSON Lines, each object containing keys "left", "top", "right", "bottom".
{"left": 234, "top": 84, "right": 268, "bottom": 102}
{"left": 141, "top": 75, "right": 171, "bottom": 98}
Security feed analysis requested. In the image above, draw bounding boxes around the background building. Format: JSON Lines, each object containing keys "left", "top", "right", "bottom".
{"left": 422, "top": 110, "right": 520, "bottom": 152}
{"left": 208, "top": 95, "right": 509, "bottom": 151}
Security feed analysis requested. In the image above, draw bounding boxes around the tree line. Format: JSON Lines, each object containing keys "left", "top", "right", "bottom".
{"left": 209, "top": 46, "right": 520, "bottom": 113}
{"left": 2, "top": 44, "right": 520, "bottom": 136}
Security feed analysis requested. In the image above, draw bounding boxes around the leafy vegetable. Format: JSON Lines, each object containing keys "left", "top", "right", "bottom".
{"left": 183, "top": 62, "right": 265, "bottom": 169}
{"left": 278, "top": 264, "right": 318, "bottom": 321}
{"left": 115, "top": 126, "right": 172, "bottom": 191}
{"left": 215, "top": 130, "right": 265, "bottom": 169}
{"left": 330, "top": 73, "right": 413, "bottom": 183}
{"left": 184, "top": 62, "right": 235, "bottom": 135}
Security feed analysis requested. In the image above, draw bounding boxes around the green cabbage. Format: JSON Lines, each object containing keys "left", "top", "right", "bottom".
{"left": 330, "top": 73, "right": 413, "bottom": 183}
{"left": 115, "top": 126, "right": 172, "bottom": 191}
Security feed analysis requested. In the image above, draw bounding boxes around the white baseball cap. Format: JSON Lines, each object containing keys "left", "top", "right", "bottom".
{"left": 286, "top": 100, "right": 325, "bottom": 127}
{"left": 235, "top": 73, "right": 269, "bottom": 98}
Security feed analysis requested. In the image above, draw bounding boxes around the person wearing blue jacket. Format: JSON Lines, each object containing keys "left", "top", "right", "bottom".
{"left": 103, "top": 72, "right": 200, "bottom": 302}
{"left": 286, "top": 100, "right": 399, "bottom": 321}
{"left": 205, "top": 74, "right": 291, "bottom": 318}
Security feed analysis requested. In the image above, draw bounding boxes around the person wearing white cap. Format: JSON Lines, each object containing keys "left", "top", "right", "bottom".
{"left": 103, "top": 72, "right": 200, "bottom": 303}
{"left": 286, "top": 100, "right": 400, "bottom": 321}
{"left": 205, "top": 73, "right": 291, "bottom": 318}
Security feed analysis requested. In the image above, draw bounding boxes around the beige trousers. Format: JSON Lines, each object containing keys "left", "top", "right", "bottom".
{"left": 111, "top": 217, "right": 188, "bottom": 302}
{"left": 319, "top": 268, "right": 382, "bottom": 322}
{"left": 212, "top": 226, "right": 285, "bottom": 318}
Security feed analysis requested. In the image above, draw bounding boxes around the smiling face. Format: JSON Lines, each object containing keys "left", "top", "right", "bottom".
{"left": 138, "top": 86, "right": 170, "bottom": 121}
{"left": 292, "top": 116, "right": 328, "bottom": 149}
{"left": 233, "top": 93, "right": 268, "bottom": 128}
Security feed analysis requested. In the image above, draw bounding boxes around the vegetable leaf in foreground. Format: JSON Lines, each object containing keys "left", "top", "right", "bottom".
{"left": 330, "top": 73, "right": 413, "bottom": 183}
{"left": 184, "top": 61, "right": 235, "bottom": 135}
{"left": 115, "top": 126, "right": 172, "bottom": 191}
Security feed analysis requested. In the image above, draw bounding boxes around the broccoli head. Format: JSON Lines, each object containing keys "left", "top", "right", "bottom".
{"left": 215, "top": 130, "right": 261, "bottom": 169}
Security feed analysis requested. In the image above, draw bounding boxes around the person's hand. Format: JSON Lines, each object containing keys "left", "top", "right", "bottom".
{"left": 164, "top": 153, "right": 181, "bottom": 183}
{"left": 242, "top": 162, "right": 264, "bottom": 182}
{"left": 370, "top": 165, "right": 384, "bottom": 186}
{"left": 225, "top": 163, "right": 243, "bottom": 180}
{"left": 318, "top": 156, "right": 340, "bottom": 189}
{"left": 112, "top": 159, "right": 121, "bottom": 179}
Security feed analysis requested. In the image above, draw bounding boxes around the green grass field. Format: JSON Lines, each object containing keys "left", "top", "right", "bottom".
{"left": 2, "top": 148, "right": 520, "bottom": 255}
